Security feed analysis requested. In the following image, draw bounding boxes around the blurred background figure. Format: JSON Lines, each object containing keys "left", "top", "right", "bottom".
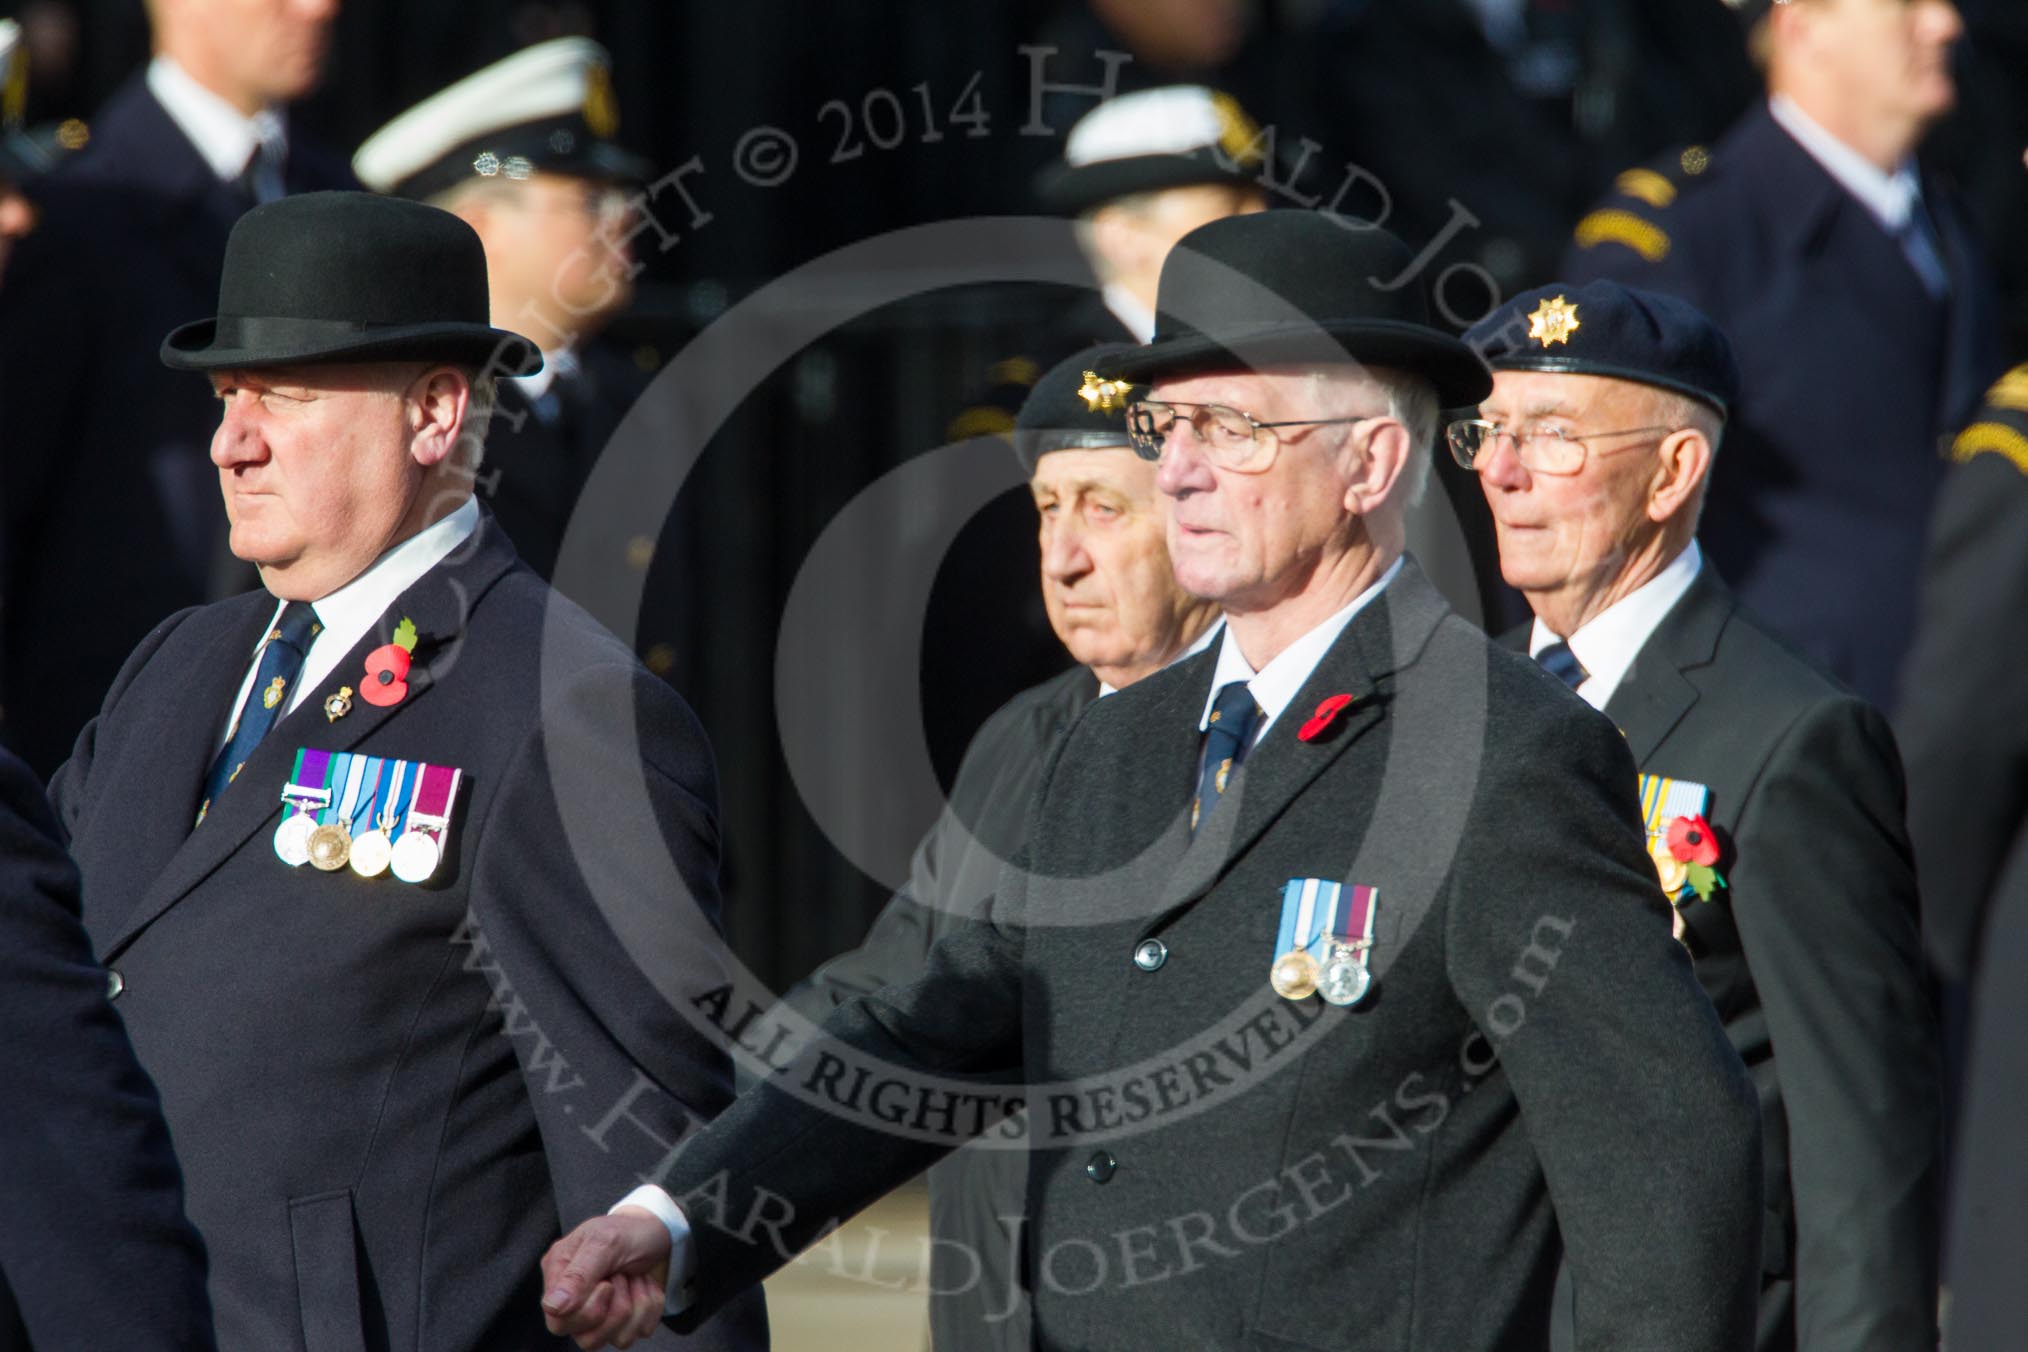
{"left": 0, "top": 18, "right": 85, "bottom": 287}
{"left": 354, "top": 36, "right": 654, "bottom": 583}
{"left": 1562, "top": 0, "right": 2004, "bottom": 716}
{"left": 0, "top": 0, "right": 353, "bottom": 780}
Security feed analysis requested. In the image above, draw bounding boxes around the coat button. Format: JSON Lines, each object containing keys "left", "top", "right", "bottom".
{"left": 1085, "top": 1150, "right": 1116, "bottom": 1184}
{"left": 1132, "top": 938, "right": 1167, "bottom": 972}
{"left": 105, "top": 969, "right": 124, "bottom": 1001}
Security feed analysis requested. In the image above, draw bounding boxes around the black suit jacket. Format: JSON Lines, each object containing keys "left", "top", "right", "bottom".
{"left": 0, "top": 76, "right": 355, "bottom": 778}
{"left": 667, "top": 559, "right": 1761, "bottom": 1350}
{"left": 1564, "top": 103, "right": 2004, "bottom": 712}
{"left": 50, "top": 513, "right": 764, "bottom": 1351}
{"left": 784, "top": 664, "right": 1095, "bottom": 1349}
{"left": 0, "top": 747, "right": 214, "bottom": 1351}
{"left": 1529, "top": 564, "right": 1940, "bottom": 1351}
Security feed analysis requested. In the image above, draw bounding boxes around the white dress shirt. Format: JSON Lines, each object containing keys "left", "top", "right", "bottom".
{"left": 1767, "top": 94, "right": 1926, "bottom": 237}
{"left": 217, "top": 499, "right": 480, "bottom": 747}
{"left": 1528, "top": 540, "right": 1702, "bottom": 713}
{"left": 1197, "top": 556, "right": 1404, "bottom": 746}
{"left": 1101, "top": 282, "right": 1157, "bottom": 343}
{"left": 147, "top": 55, "right": 288, "bottom": 197}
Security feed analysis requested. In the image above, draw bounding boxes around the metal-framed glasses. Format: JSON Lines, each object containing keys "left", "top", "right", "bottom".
{"left": 1126, "top": 400, "right": 1376, "bottom": 471}
{"left": 1445, "top": 420, "right": 1679, "bottom": 475}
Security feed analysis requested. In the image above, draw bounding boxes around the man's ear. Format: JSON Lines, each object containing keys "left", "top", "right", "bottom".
{"left": 408, "top": 366, "right": 471, "bottom": 468}
{"left": 1647, "top": 426, "right": 1713, "bottom": 524}
{"left": 1342, "top": 417, "right": 1411, "bottom": 518}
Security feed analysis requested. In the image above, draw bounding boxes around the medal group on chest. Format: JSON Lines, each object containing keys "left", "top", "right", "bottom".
{"left": 272, "top": 747, "right": 463, "bottom": 885}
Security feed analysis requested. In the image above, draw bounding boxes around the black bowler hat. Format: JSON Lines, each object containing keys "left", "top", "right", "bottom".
{"left": 1465, "top": 280, "right": 1739, "bottom": 416}
{"left": 1094, "top": 212, "right": 1492, "bottom": 407}
{"left": 160, "top": 192, "right": 542, "bottom": 375}
{"left": 1012, "top": 343, "right": 1141, "bottom": 475}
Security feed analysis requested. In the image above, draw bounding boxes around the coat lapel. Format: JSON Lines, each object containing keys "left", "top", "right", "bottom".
{"left": 100, "top": 520, "right": 521, "bottom": 958}
{"left": 1149, "top": 560, "right": 1452, "bottom": 924}
{"left": 1602, "top": 564, "right": 1733, "bottom": 766}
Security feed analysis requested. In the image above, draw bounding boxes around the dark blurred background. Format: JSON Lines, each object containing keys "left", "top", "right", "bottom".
{"left": 6, "top": 0, "right": 2025, "bottom": 990}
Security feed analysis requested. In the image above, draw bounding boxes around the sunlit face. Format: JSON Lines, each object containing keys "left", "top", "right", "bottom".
{"left": 1473, "top": 371, "right": 1674, "bottom": 609}
{"left": 0, "top": 185, "right": 36, "bottom": 287}
{"left": 1809, "top": 0, "right": 1962, "bottom": 129}
{"left": 1150, "top": 369, "right": 1363, "bottom": 613}
{"left": 180, "top": 0, "right": 337, "bottom": 105}
{"left": 1031, "top": 446, "right": 1211, "bottom": 686}
{"left": 208, "top": 363, "right": 437, "bottom": 598}
{"left": 469, "top": 173, "right": 635, "bottom": 332}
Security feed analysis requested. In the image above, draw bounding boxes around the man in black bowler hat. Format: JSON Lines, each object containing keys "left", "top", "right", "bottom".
{"left": 542, "top": 210, "right": 1761, "bottom": 1351}
{"left": 47, "top": 191, "right": 763, "bottom": 1351}
{"left": 1458, "top": 279, "right": 1941, "bottom": 1352}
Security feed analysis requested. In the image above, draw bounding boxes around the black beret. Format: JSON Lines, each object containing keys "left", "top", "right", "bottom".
{"left": 1013, "top": 343, "right": 1142, "bottom": 475}
{"left": 1464, "top": 279, "right": 1739, "bottom": 416}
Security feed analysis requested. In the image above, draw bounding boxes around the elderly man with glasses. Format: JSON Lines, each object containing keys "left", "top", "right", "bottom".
{"left": 541, "top": 213, "right": 1760, "bottom": 1352}
{"left": 1459, "top": 279, "right": 1941, "bottom": 1352}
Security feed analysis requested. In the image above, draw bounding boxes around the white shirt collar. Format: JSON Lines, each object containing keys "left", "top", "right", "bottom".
{"left": 509, "top": 345, "right": 579, "bottom": 404}
{"left": 147, "top": 55, "right": 288, "bottom": 183}
{"left": 1096, "top": 616, "right": 1223, "bottom": 699}
{"left": 1768, "top": 94, "right": 1923, "bottom": 233}
{"left": 1101, "top": 282, "right": 1158, "bottom": 344}
{"left": 1529, "top": 540, "right": 1702, "bottom": 712}
{"left": 1198, "top": 556, "right": 1404, "bottom": 741}
{"left": 226, "top": 499, "right": 481, "bottom": 736}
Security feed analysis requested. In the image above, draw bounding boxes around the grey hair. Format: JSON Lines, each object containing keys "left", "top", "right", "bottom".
{"left": 1307, "top": 365, "right": 1441, "bottom": 507}
{"left": 458, "top": 372, "right": 497, "bottom": 471}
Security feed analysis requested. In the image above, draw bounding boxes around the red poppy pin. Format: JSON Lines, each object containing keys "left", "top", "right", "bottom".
{"left": 1297, "top": 693, "right": 1358, "bottom": 743}
{"left": 359, "top": 617, "right": 418, "bottom": 708}
{"left": 1662, "top": 813, "right": 1727, "bottom": 903}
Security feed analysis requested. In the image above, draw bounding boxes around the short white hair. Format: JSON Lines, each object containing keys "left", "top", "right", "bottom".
{"left": 1307, "top": 365, "right": 1440, "bottom": 507}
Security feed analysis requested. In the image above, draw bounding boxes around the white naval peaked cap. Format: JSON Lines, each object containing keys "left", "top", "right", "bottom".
{"left": 1035, "top": 85, "right": 1265, "bottom": 214}
{"left": 352, "top": 36, "right": 645, "bottom": 199}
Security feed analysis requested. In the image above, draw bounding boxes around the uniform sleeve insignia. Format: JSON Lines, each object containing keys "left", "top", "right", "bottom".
{"left": 1078, "top": 371, "right": 1133, "bottom": 412}
{"left": 1573, "top": 208, "right": 1672, "bottom": 262}
{"left": 1981, "top": 364, "right": 2028, "bottom": 414}
{"left": 583, "top": 63, "right": 620, "bottom": 139}
{"left": 1949, "top": 421, "right": 2028, "bottom": 475}
{"left": 1614, "top": 168, "right": 1677, "bottom": 208}
{"left": 946, "top": 405, "right": 1016, "bottom": 442}
{"left": 1526, "top": 295, "right": 1582, "bottom": 347}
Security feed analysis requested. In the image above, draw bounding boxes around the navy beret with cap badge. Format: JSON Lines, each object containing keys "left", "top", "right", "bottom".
{"left": 1464, "top": 278, "right": 1740, "bottom": 417}
{"left": 1011, "top": 342, "right": 1141, "bottom": 475}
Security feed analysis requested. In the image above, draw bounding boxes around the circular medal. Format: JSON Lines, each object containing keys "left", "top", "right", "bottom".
{"left": 273, "top": 812, "right": 315, "bottom": 867}
{"left": 390, "top": 829, "right": 441, "bottom": 884}
{"left": 306, "top": 822, "right": 352, "bottom": 872}
{"left": 1269, "top": 948, "right": 1319, "bottom": 1001}
{"left": 349, "top": 829, "right": 393, "bottom": 878}
{"left": 1318, "top": 954, "right": 1372, "bottom": 1007}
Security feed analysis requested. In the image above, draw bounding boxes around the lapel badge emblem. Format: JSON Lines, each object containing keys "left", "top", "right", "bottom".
{"left": 360, "top": 616, "right": 419, "bottom": 708}
{"left": 1077, "top": 371, "right": 1132, "bottom": 413}
{"left": 1527, "top": 294, "right": 1582, "bottom": 348}
{"left": 324, "top": 686, "right": 354, "bottom": 722}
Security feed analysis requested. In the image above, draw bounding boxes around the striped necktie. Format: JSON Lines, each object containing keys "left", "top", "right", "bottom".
{"left": 198, "top": 601, "right": 319, "bottom": 825}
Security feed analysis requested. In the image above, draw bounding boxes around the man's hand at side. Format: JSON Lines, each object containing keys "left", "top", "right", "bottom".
{"left": 541, "top": 1206, "right": 672, "bottom": 1349}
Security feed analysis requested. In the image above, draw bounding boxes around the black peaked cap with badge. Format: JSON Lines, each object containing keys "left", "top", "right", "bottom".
{"left": 1093, "top": 210, "right": 1493, "bottom": 406}
{"left": 352, "top": 37, "right": 649, "bottom": 202}
{"left": 1034, "top": 85, "right": 1265, "bottom": 215}
{"left": 1466, "top": 278, "right": 1740, "bottom": 416}
{"left": 1011, "top": 341, "right": 1140, "bottom": 474}
{"left": 160, "top": 191, "right": 541, "bottom": 375}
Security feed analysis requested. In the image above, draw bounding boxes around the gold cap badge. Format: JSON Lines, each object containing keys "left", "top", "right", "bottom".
{"left": 1078, "top": 371, "right": 1132, "bottom": 413}
{"left": 1527, "top": 295, "right": 1582, "bottom": 348}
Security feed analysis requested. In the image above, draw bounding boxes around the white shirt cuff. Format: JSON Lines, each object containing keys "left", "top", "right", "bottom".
{"left": 611, "top": 1184, "right": 697, "bottom": 1315}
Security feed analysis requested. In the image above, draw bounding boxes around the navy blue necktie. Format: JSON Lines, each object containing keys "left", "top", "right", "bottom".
{"left": 1193, "top": 680, "right": 1262, "bottom": 836}
{"left": 1536, "top": 640, "right": 1588, "bottom": 691}
{"left": 198, "top": 601, "right": 319, "bottom": 824}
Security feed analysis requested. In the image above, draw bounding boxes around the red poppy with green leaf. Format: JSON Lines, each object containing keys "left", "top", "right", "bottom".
{"left": 1665, "top": 813, "right": 1727, "bottom": 903}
